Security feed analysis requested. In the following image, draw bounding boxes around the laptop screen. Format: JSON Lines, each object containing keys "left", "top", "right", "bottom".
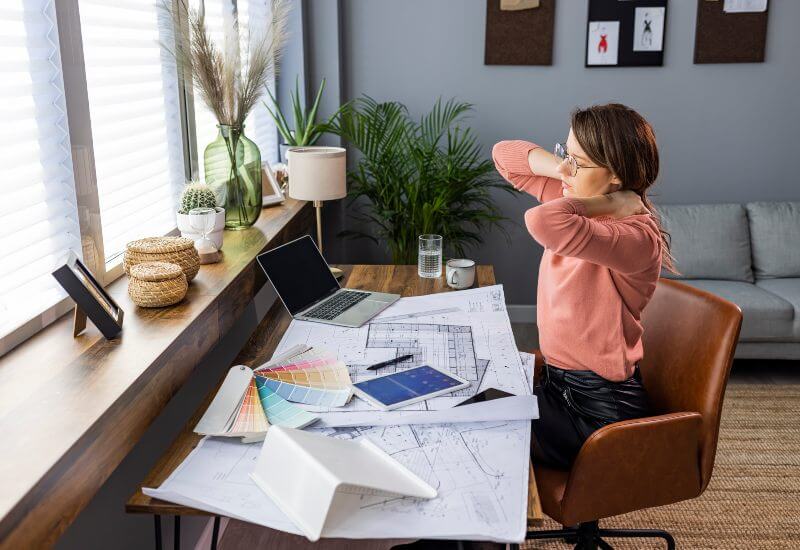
{"left": 257, "top": 235, "right": 340, "bottom": 315}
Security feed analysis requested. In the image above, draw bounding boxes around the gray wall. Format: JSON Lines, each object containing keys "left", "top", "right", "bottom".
{"left": 309, "top": 0, "right": 800, "bottom": 304}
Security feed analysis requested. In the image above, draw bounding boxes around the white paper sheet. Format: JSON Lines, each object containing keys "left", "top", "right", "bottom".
{"left": 587, "top": 21, "right": 620, "bottom": 65}
{"left": 315, "top": 394, "right": 539, "bottom": 428}
{"left": 146, "top": 420, "right": 530, "bottom": 542}
{"left": 724, "top": 0, "right": 767, "bottom": 13}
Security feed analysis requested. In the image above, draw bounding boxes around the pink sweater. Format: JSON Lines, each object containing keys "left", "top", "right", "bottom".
{"left": 493, "top": 140, "right": 662, "bottom": 382}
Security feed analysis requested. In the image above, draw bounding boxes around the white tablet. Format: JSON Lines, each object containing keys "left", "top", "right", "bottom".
{"left": 352, "top": 365, "right": 471, "bottom": 411}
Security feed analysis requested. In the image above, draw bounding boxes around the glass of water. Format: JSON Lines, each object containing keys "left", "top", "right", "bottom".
{"left": 418, "top": 234, "right": 443, "bottom": 278}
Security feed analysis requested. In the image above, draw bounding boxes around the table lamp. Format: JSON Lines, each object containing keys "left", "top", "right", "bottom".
{"left": 287, "top": 146, "right": 347, "bottom": 278}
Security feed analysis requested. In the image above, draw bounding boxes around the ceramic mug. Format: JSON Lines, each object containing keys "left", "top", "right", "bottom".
{"left": 446, "top": 259, "right": 476, "bottom": 290}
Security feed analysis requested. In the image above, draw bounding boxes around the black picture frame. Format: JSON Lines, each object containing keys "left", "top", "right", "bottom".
{"left": 52, "top": 251, "right": 124, "bottom": 339}
{"left": 585, "top": 0, "right": 668, "bottom": 68}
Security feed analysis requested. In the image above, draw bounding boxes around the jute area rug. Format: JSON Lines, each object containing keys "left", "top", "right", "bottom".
{"left": 523, "top": 384, "right": 800, "bottom": 549}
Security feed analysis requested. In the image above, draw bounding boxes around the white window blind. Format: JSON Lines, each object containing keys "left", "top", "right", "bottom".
{"left": 194, "top": 0, "right": 278, "bottom": 176}
{"left": 79, "top": 0, "right": 186, "bottom": 262}
{"left": 0, "top": 0, "right": 81, "bottom": 341}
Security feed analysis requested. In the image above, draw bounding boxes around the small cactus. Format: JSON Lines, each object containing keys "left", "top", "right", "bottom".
{"left": 179, "top": 182, "right": 217, "bottom": 214}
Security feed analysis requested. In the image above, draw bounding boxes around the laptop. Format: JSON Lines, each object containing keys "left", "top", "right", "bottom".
{"left": 257, "top": 235, "right": 400, "bottom": 327}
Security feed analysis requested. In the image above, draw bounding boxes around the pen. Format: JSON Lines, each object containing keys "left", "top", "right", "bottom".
{"left": 366, "top": 354, "right": 415, "bottom": 371}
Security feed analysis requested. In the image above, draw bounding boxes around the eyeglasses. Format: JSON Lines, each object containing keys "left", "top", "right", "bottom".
{"left": 554, "top": 142, "right": 603, "bottom": 177}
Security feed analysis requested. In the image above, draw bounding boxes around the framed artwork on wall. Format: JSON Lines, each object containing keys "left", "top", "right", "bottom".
{"left": 586, "top": 0, "right": 668, "bottom": 67}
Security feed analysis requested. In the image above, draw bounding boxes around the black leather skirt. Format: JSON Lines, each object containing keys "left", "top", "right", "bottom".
{"left": 531, "top": 363, "right": 651, "bottom": 470}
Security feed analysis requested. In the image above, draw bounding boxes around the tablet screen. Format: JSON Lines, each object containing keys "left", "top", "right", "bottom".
{"left": 353, "top": 365, "right": 464, "bottom": 406}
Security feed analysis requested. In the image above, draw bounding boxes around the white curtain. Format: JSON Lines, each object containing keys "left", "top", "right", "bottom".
{"left": 0, "top": 0, "right": 81, "bottom": 340}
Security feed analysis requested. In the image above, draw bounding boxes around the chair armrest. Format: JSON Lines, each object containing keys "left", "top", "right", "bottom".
{"left": 531, "top": 349, "right": 545, "bottom": 386}
{"left": 558, "top": 412, "right": 704, "bottom": 525}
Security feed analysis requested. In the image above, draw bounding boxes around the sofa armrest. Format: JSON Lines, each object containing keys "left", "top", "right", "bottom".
{"left": 558, "top": 412, "right": 704, "bottom": 526}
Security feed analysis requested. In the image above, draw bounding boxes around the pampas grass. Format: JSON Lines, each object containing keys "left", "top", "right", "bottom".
{"left": 160, "top": 0, "right": 289, "bottom": 127}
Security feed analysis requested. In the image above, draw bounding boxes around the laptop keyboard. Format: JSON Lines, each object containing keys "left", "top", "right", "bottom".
{"left": 304, "top": 290, "right": 371, "bottom": 320}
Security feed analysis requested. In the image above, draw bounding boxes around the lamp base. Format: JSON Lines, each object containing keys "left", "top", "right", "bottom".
{"left": 330, "top": 266, "right": 344, "bottom": 280}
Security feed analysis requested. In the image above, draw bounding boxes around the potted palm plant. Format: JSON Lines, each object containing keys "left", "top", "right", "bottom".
{"left": 264, "top": 76, "right": 348, "bottom": 162}
{"left": 160, "top": 0, "right": 289, "bottom": 230}
{"left": 326, "top": 97, "right": 518, "bottom": 264}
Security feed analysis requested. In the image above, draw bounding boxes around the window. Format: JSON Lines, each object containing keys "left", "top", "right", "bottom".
{"left": 0, "top": 0, "right": 279, "bottom": 356}
{"left": 0, "top": 0, "right": 81, "bottom": 349}
{"left": 78, "top": 0, "right": 186, "bottom": 264}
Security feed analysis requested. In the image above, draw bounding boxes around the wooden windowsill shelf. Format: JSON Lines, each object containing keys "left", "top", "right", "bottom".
{"left": 0, "top": 199, "right": 313, "bottom": 549}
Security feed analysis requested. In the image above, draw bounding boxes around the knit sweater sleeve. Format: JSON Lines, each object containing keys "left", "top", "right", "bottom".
{"left": 525, "top": 197, "right": 661, "bottom": 274}
{"left": 492, "top": 140, "right": 563, "bottom": 203}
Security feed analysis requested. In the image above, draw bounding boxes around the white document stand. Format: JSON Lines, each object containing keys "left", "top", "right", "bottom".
{"left": 251, "top": 426, "right": 437, "bottom": 541}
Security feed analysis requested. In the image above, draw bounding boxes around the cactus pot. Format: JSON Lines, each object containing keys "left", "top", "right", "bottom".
{"left": 176, "top": 207, "right": 226, "bottom": 250}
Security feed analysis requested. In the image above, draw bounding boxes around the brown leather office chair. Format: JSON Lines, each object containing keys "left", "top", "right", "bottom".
{"left": 523, "top": 278, "right": 743, "bottom": 550}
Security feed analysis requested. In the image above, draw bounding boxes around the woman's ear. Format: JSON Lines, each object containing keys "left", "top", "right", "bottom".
{"left": 610, "top": 174, "right": 622, "bottom": 188}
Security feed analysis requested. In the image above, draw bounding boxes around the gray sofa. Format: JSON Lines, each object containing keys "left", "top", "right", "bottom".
{"left": 657, "top": 202, "right": 800, "bottom": 359}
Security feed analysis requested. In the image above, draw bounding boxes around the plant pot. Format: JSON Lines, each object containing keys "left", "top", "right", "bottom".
{"left": 176, "top": 207, "right": 226, "bottom": 250}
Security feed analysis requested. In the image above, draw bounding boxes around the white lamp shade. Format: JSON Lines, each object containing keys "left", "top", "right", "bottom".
{"left": 287, "top": 147, "right": 347, "bottom": 201}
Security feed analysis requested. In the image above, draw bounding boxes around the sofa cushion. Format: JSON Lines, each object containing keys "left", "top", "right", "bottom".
{"left": 755, "top": 279, "right": 800, "bottom": 341}
{"left": 680, "top": 279, "right": 795, "bottom": 342}
{"left": 656, "top": 204, "right": 753, "bottom": 282}
{"left": 746, "top": 202, "right": 800, "bottom": 278}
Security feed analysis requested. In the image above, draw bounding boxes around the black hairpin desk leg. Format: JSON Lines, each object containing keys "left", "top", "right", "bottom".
{"left": 154, "top": 515, "right": 163, "bottom": 550}
{"left": 153, "top": 514, "right": 221, "bottom": 550}
{"left": 211, "top": 516, "right": 221, "bottom": 550}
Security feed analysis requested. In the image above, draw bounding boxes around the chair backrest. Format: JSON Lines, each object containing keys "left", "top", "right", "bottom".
{"left": 640, "top": 278, "right": 742, "bottom": 491}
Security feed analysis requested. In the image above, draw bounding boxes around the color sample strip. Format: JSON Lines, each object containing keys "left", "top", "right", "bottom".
{"left": 255, "top": 377, "right": 319, "bottom": 429}
{"left": 265, "top": 356, "right": 338, "bottom": 372}
{"left": 257, "top": 348, "right": 345, "bottom": 375}
{"left": 256, "top": 376, "right": 352, "bottom": 407}
{"left": 257, "top": 365, "right": 352, "bottom": 389}
{"left": 228, "top": 379, "right": 270, "bottom": 435}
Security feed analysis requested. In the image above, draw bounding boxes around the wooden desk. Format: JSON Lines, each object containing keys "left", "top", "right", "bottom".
{"left": 0, "top": 199, "right": 313, "bottom": 549}
{"left": 126, "top": 264, "right": 543, "bottom": 547}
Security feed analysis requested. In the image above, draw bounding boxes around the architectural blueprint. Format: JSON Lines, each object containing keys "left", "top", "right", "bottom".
{"left": 143, "top": 352, "right": 538, "bottom": 542}
{"left": 273, "top": 285, "right": 530, "bottom": 419}
{"left": 145, "top": 420, "right": 530, "bottom": 542}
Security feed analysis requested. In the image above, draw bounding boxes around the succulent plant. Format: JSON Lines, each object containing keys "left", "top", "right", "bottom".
{"left": 179, "top": 182, "right": 218, "bottom": 215}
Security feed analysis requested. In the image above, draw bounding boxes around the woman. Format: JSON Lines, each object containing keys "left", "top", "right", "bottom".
{"left": 493, "top": 103, "right": 675, "bottom": 469}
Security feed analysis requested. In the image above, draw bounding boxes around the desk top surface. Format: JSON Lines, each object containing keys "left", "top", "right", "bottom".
{"left": 126, "top": 264, "right": 543, "bottom": 527}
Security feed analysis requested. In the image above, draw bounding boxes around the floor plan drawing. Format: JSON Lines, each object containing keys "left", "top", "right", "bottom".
{"left": 146, "top": 419, "right": 530, "bottom": 542}
{"left": 144, "top": 352, "right": 537, "bottom": 541}
{"left": 364, "top": 322, "right": 488, "bottom": 397}
{"left": 273, "top": 285, "right": 530, "bottom": 418}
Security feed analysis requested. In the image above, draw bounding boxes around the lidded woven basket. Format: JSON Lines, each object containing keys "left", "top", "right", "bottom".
{"left": 128, "top": 261, "right": 188, "bottom": 308}
{"left": 123, "top": 236, "right": 200, "bottom": 282}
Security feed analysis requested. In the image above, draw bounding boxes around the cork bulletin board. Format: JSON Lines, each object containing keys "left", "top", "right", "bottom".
{"left": 484, "top": 0, "right": 555, "bottom": 66}
{"left": 694, "top": 0, "right": 769, "bottom": 63}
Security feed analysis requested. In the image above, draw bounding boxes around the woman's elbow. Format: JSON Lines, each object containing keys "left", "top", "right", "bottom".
{"left": 524, "top": 207, "right": 551, "bottom": 248}
{"left": 491, "top": 141, "right": 510, "bottom": 172}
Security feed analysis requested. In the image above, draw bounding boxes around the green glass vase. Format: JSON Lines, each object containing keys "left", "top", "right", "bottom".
{"left": 204, "top": 124, "right": 262, "bottom": 230}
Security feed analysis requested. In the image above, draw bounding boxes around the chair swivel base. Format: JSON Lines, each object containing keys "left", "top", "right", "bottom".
{"left": 520, "top": 520, "right": 675, "bottom": 550}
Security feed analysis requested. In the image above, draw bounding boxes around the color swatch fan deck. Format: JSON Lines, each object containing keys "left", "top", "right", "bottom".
{"left": 254, "top": 348, "right": 353, "bottom": 407}
{"left": 194, "top": 346, "right": 351, "bottom": 442}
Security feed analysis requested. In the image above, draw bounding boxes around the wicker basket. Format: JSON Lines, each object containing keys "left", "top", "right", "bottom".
{"left": 128, "top": 262, "right": 188, "bottom": 308}
{"left": 123, "top": 236, "right": 200, "bottom": 282}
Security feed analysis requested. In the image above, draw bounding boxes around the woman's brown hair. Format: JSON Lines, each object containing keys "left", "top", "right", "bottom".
{"left": 570, "top": 103, "right": 677, "bottom": 274}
